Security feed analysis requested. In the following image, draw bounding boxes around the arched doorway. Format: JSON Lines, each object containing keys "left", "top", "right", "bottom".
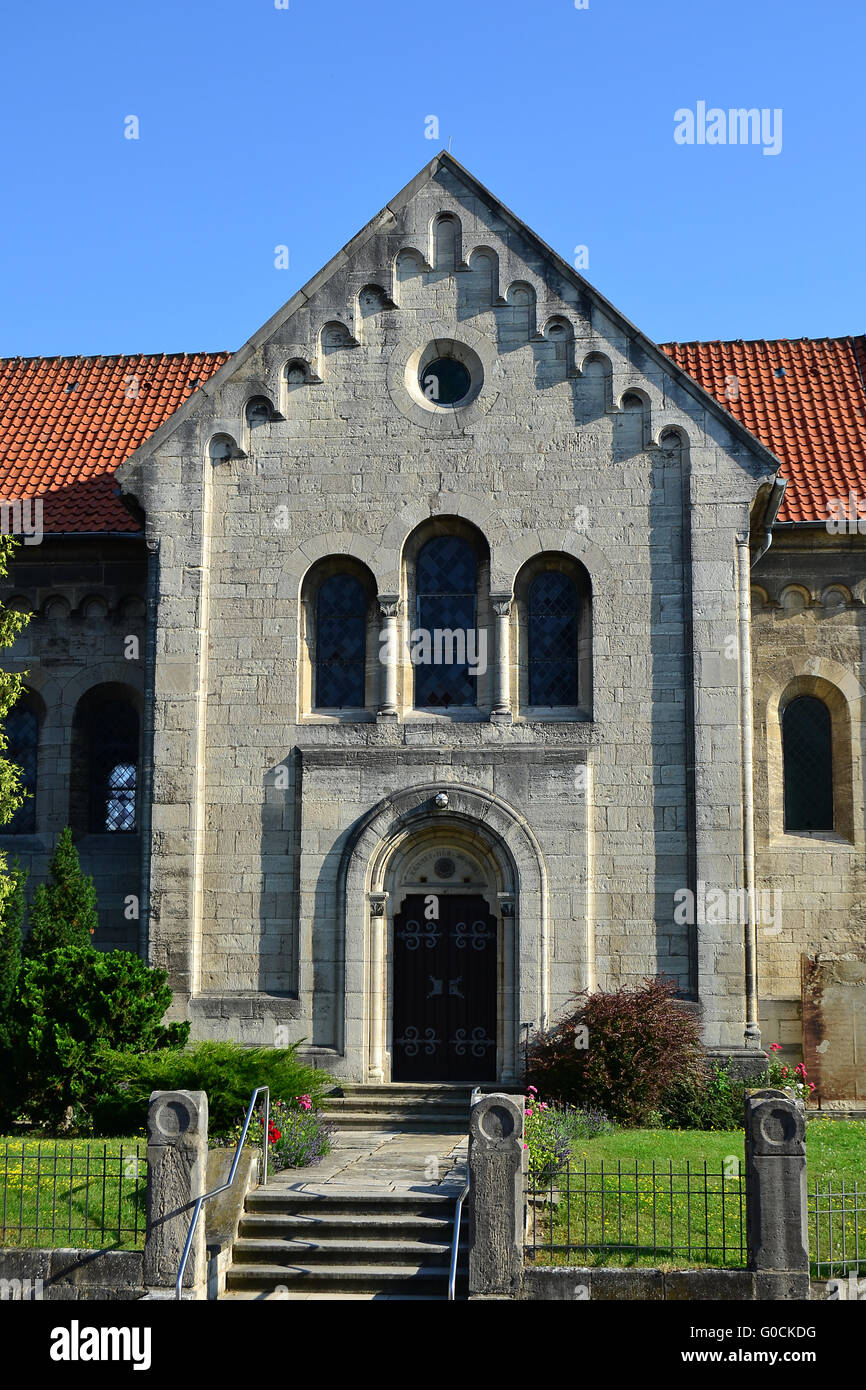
{"left": 337, "top": 782, "right": 548, "bottom": 1085}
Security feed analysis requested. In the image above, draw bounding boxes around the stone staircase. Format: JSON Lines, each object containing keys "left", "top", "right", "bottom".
{"left": 225, "top": 1188, "right": 465, "bottom": 1299}
{"left": 220, "top": 1083, "right": 490, "bottom": 1299}
{"left": 321, "top": 1082, "right": 480, "bottom": 1131}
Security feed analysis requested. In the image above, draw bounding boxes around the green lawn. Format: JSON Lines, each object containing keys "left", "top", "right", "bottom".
{"left": 0, "top": 1137, "right": 147, "bottom": 1251}
{"left": 528, "top": 1119, "right": 866, "bottom": 1272}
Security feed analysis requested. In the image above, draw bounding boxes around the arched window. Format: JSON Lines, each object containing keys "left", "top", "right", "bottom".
{"left": 783, "top": 695, "right": 833, "bottom": 832}
{"left": 414, "top": 536, "right": 478, "bottom": 708}
{"left": 528, "top": 572, "right": 579, "bottom": 706}
{"left": 315, "top": 575, "right": 367, "bottom": 709}
{"left": 4, "top": 691, "right": 40, "bottom": 833}
{"left": 72, "top": 688, "right": 139, "bottom": 833}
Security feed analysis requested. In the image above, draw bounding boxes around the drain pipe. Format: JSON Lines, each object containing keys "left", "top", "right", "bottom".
{"left": 737, "top": 533, "right": 760, "bottom": 1047}
{"left": 738, "top": 476, "right": 786, "bottom": 1048}
{"left": 138, "top": 537, "right": 159, "bottom": 961}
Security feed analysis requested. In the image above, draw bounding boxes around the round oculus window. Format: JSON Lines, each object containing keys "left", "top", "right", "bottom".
{"left": 434, "top": 856, "right": 456, "bottom": 879}
{"left": 419, "top": 357, "right": 471, "bottom": 407}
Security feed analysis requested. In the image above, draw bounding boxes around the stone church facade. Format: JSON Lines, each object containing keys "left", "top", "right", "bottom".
{"left": 1, "top": 155, "right": 864, "bottom": 1093}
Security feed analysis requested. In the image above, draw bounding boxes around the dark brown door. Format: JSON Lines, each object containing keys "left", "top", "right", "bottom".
{"left": 392, "top": 893, "right": 497, "bottom": 1082}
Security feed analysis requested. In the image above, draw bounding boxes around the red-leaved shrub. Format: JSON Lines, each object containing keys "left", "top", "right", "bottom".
{"left": 525, "top": 976, "right": 705, "bottom": 1126}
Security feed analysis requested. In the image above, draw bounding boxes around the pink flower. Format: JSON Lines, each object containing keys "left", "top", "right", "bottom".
{"left": 527, "top": 1086, "right": 537, "bottom": 1094}
{"left": 523, "top": 1143, "right": 528, "bottom": 1149}
{"left": 525, "top": 1108, "right": 533, "bottom": 1117}
{"left": 770, "top": 1043, "right": 782, "bottom": 1052}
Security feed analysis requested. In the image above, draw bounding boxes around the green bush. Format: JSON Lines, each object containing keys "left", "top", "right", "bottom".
{"left": 657, "top": 1064, "right": 747, "bottom": 1131}
{"left": 525, "top": 977, "right": 706, "bottom": 1127}
{"left": 91, "top": 1041, "right": 332, "bottom": 1139}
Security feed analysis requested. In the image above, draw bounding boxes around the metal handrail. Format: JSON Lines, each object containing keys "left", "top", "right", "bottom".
{"left": 175, "top": 1085, "right": 270, "bottom": 1300}
{"left": 447, "top": 1085, "right": 480, "bottom": 1301}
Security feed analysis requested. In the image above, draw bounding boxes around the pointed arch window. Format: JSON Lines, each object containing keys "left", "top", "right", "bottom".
{"left": 528, "top": 571, "right": 579, "bottom": 706}
{"left": 5, "top": 691, "right": 40, "bottom": 833}
{"left": 315, "top": 575, "right": 367, "bottom": 709}
{"left": 782, "top": 695, "right": 833, "bottom": 832}
{"left": 414, "top": 536, "right": 478, "bottom": 708}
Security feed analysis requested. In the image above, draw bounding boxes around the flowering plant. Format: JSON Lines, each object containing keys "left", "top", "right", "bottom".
{"left": 217, "top": 1095, "right": 334, "bottom": 1171}
{"left": 523, "top": 1086, "right": 612, "bottom": 1182}
{"left": 765, "top": 1045, "right": 816, "bottom": 1104}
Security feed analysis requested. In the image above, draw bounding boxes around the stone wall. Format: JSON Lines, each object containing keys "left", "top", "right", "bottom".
{"left": 751, "top": 529, "right": 866, "bottom": 1062}
{"left": 0, "top": 537, "right": 147, "bottom": 952}
{"left": 0, "top": 1248, "right": 144, "bottom": 1301}
{"left": 117, "top": 154, "right": 778, "bottom": 1070}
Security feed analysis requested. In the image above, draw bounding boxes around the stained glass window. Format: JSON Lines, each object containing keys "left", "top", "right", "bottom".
{"left": 783, "top": 696, "right": 833, "bottom": 831}
{"left": 315, "top": 575, "right": 366, "bottom": 708}
{"left": 414, "top": 536, "right": 478, "bottom": 707}
{"left": 5, "top": 697, "right": 38, "bottom": 833}
{"left": 90, "top": 700, "right": 139, "bottom": 832}
{"left": 528, "top": 571, "right": 579, "bottom": 706}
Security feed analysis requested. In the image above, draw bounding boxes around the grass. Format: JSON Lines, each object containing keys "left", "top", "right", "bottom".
{"left": 527, "top": 1119, "right": 866, "bottom": 1273}
{"left": 0, "top": 1136, "right": 147, "bottom": 1251}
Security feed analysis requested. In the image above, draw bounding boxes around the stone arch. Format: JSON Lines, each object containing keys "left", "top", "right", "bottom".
{"left": 393, "top": 247, "right": 428, "bottom": 307}
{"left": 208, "top": 431, "right": 240, "bottom": 464}
{"left": 576, "top": 350, "right": 613, "bottom": 412}
{"left": 820, "top": 583, "right": 852, "bottom": 610}
{"left": 430, "top": 211, "right": 462, "bottom": 272}
{"left": 460, "top": 247, "right": 500, "bottom": 315}
{"left": 615, "top": 388, "right": 651, "bottom": 453}
{"left": 765, "top": 664, "right": 865, "bottom": 845}
{"left": 779, "top": 584, "right": 812, "bottom": 615}
{"left": 501, "top": 281, "right": 537, "bottom": 346}
{"left": 298, "top": 554, "right": 380, "bottom": 719}
{"left": 337, "top": 782, "right": 549, "bottom": 1081}
{"left": 316, "top": 320, "right": 357, "bottom": 377}
{"left": 513, "top": 551, "right": 593, "bottom": 717}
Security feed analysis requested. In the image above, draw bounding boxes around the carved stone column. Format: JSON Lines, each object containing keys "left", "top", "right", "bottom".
{"left": 377, "top": 597, "right": 400, "bottom": 721}
{"left": 491, "top": 595, "right": 513, "bottom": 723}
{"left": 368, "top": 893, "right": 388, "bottom": 1081}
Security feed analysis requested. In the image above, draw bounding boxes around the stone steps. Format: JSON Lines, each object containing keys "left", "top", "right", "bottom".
{"left": 226, "top": 1184, "right": 465, "bottom": 1300}
{"left": 321, "top": 1082, "right": 482, "bottom": 1131}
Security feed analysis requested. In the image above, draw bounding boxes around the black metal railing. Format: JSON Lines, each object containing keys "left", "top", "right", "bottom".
{"left": 811, "top": 1179, "right": 865, "bottom": 1278}
{"left": 0, "top": 1141, "right": 147, "bottom": 1250}
{"left": 525, "top": 1159, "right": 747, "bottom": 1268}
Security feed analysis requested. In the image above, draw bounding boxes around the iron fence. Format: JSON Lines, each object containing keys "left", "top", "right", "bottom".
{"left": 525, "top": 1159, "right": 747, "bottom": 1268}
{"left": 0, "top": 1142, "right": 147, "bottom": 1250}
{"left": 811, "top": 1180, "right": 865, "bottom": 1278}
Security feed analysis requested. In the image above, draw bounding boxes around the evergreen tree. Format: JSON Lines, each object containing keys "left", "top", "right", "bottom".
{"left": 0, "top": 533, "right": 31, "bottom": 843}
{"left": 25, "top": 827, "right": 99, "bottom": 955}
{"left": 0, "top": 859, "right": 26, "bottom": 1051}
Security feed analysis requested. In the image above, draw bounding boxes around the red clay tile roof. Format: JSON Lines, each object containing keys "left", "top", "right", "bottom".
{"left": 660, "top": 337, "right": 866, "bottom": 524}
{"left": 0, "top": 339, "right": 864, "bottom": 531}
{"left": 0, "top": 352, "right": 229, "bottom": 532}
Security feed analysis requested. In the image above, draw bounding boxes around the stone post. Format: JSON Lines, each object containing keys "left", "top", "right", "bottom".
{"left": 144, "top": 1090, "right": 209, "bottom": 1296}
{"left": 377, "top": 597, "right": 401, "bottom": 719}
{"left": 744, "top": 1087, "right": 810, "bottom": 1300}
{"left": 491, "top": 596, "right": 512, "bottom": 722}
{"left": 467, "top": 1092, "right": 525, "bottom": 1298}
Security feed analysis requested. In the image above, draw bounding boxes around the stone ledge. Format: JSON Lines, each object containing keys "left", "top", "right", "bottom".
{"left": 189, "top": 993, "right": 301, "bottom": 1022}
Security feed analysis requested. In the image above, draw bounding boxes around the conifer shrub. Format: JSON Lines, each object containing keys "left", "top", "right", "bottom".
{"left": 92, "top": 1041, "right": 331, "bottom": 1139}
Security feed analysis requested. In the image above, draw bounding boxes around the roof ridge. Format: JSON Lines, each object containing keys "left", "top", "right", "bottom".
{"left": 0, "top": 350, "right": 232, "bottom": 365}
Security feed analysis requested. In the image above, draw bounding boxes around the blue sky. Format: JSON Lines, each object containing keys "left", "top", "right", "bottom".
{"left": 1, "top": 0, "right": 863, "bottom": 357}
